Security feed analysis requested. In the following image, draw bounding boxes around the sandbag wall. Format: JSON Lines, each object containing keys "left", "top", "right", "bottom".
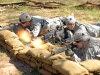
{"left": 0, "top": 30, "right": 100, "bottom": 75}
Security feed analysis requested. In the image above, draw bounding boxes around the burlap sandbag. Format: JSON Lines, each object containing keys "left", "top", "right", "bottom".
{"left": 0, "top": 30, "right": 18, "bottom": 40}
{"left": 39, "top": 68, "right": 53, "bottom": 75}
{"left": 0, "top": 40, "right": 7, "bottom": 49}
{"left": 5, "top": 38, "right": 24, "bottom": 51}
{"left": 18, "top": 46, "right": 31, "bottom": 54}
{"left": 27, "top": 48, "right": 50, "bottom": 58}
{"left": 79, "top": 59, "right": 100, "bottom": 72}
{"left": 48, "top": 54, "right": 66, "bottom": 61}
{"left": 38, "top": 58, "right": 52, "bottom": 65}
{"left": 52, "top": 59, "right": 89, "bottom": 75}
{"left": 24, "top": 58, "right": 37, "bottom": 68}
{"left": 42, "top": 63, "right": 59, "bottom": 74}
{"left": 17, "top": 54, "right": 30, "bottom": 60}
{"left": 44, "top": 42, "right": 55, "bottom": 51}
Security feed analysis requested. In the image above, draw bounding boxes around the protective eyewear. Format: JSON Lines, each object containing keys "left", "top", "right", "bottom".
{"left": 21, "top": 22, "right": 26, "bottom": 24}
{"left": 75, "top": 41, "right": 81, "bottom": 43}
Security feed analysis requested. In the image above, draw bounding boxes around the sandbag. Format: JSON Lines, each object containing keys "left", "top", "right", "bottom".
{"left": 24, "top": 59, "right": 37, "bottom": 68}
{"left": 39, "top": 68, "right": 53, "bottom": 75}
{"left": 0, "top": 30, "right": 18, "bottom": 40}
{"left": 44, "top": 42, "right": 55, "bottom": 51}
{"left": 27, "top": 48, "right": 50, "bottom": 58}
{"left": 48, "top": 54, "right": 66, "bottom": 61}
{"left": 79, "top": 59, "right": 100, "bottom": 72}
{"left": 52, "top": 59, "right": 89, "bottom": 75}
{"left": 17, "top": 54, "right": 30, "bottom": 60}
{"left": 38, "top": 58, "right": 52, "bottom": 65}
{"left": 18, "top": 46, "right": 31, "bottom": 54}
{"left": 5, "top": 38, "right": 24, "bottom": 50}
{"left": 42, "top": 63, "right": 59, "bottom": 74}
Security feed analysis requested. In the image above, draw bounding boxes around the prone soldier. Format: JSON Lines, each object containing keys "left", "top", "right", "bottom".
{"left": 18, "top": 12, "right": 65, "bottom": 37}
{"left": 64, "top": 15, "right": 100, "bottom": 38}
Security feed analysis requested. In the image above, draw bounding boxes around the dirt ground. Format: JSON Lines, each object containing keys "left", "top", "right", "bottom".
{"left": 0, "top": 45, "right": 36, "bottom": 75}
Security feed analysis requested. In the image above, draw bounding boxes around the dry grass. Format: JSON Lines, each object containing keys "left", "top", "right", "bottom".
{"left": 0, "top": 0, "right": 100, "bottom": 26}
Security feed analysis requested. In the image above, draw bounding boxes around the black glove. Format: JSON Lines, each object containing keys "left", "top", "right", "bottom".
{"left": 65, "top": 48, "right": 74, "bottom": 57}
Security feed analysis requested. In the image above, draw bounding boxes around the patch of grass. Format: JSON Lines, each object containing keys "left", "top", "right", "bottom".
{"left": 0, "top": 0, "right": 23, "bottom": 3}
{"left": 0, "top": 0, "right": 100, "bottom": 24}
{"left": 19, "top": 72, "right": 24, "bottom": 75}
{"left": 0, "top": 52, "right": 6, "bottom": 56}
{"left": 68, "top": 6, "right": 100, "bottom": 23}
{"left": 0, "top": 49, "right": 7, "bottom": 56}
{"left": 7, "top": 15, "right": 16, "bottom": 19}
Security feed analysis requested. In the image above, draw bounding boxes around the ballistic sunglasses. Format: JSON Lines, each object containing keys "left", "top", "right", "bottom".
{"left": 75, "top": 41, "right": 81, "bottom": 43}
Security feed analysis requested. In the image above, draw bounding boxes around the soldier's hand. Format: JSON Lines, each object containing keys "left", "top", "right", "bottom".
{"left": 41, "top": 35, "right": 45, "bottom": 40}
{"left": 65, "top": 48, "right": 74, "bottom": 57}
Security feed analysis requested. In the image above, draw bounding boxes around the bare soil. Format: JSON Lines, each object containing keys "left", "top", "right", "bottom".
{"left": 0, "top": 45, "right": 36, "bottom": 75}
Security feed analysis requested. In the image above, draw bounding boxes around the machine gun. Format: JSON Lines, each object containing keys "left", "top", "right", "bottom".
{"left": 0, "top": 25, "right": 14, "bottom": 31}
{"left": 41, "top": 26, "right": 74, "bottom": 45}
{"left": 0, "top": 23, "right": 25, "bottom": 34}
{"left": 41, "top": 26, "right": 67, "bottom": 44}
{"left": 43, "top": 43, "right": 72, "bottom": 58}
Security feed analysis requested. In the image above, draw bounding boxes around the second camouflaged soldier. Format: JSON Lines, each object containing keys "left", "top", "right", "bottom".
{"left": 64, "top": 15, "right": 100, "bottom": 37}
{"left": 65, "top": 29, "right": 100, "bottom": 62}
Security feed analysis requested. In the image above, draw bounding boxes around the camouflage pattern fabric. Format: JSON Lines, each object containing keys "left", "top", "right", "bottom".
{"left": 73, "top": 37, "right": 100, "bottom": 62}
{"left": 27, "top": 16, "right": 64, "bottom": 37}
{"left": 74, "top": 22, "right": 100, "bottom": 37}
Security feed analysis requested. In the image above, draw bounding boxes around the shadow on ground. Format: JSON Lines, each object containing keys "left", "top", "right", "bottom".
{"left": 0, "top": 45, "right": 37, "bottom": 75}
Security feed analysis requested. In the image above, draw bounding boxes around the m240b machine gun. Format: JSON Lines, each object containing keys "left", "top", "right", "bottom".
{"left": 43, "top": 44, "right": 72, "bottom": 58}
{"left": 41, "top": 26, "right": 69, "bottom": 44}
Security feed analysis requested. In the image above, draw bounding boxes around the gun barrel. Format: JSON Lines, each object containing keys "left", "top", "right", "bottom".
{"left": 44, "top": 47, "right": 67, "bottom": 58}
{"left": 0, "top": 25, "right": 14, "bottom": 31}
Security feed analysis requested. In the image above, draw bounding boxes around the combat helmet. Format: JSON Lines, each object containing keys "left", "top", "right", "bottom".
{"left": 74, "top": 29, "right": 90, "bottom": 42}
{"left": 19, "top": 12, "right": 31, "bottom": 23}
{"left": 64, "top": 15, "right": 76, "bottom": 25}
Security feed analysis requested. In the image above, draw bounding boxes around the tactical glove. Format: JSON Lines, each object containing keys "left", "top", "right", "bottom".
{"left": 65, "top": 48, "right": 74, "bottom": 57}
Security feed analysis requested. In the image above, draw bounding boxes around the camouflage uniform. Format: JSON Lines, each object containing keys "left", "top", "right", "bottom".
{"left": 24, "top": 16, "right": 64, "bottom": 37}
{"left": 73, "top": 22, "right": 87, "bottom": 32}
{"left": 86, "top": 24, "right": 100, "bottom": 37}
{"left": 65, "top": 16, "right": 100, "bottom": 38}
{"left": 73, "top": 22, "right": 100, "bottom": 37}
{"left": 73, "top": 37, "right": 100, "bottom": 62}
{"left": 71, "top": 29, "right": 100, "bottom": 62}
{"left": 18, "top": 12, "right": 64, "bottom": 37}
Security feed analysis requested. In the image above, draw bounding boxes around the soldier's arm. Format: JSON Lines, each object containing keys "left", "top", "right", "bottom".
{"left": 71, "top": 54, "right": 82, "bottom": 62}
{"left": 31, "top": 22, "right": 41, "bottom": 37}
{"left": 94, "top": 46, "right": 100, "bottom": 59}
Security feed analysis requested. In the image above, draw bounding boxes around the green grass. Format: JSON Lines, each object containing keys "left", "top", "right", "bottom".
{"left": 0, "top": 52, "right": 6, "bottom": 56}
{"left": 0, "top": 0, "right": 100, "bottom": 24}
{"left": 0, "top": 49, "right": 7, "bottom": 56}
{"left": 0, "top": 0, "right": 23, "bottom": 3}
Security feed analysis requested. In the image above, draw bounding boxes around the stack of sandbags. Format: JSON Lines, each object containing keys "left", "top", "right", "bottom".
{"left": 0, "top": 30, "right": 31, "bottom": 61}
{"left": 52, "top": 59, "right": 89, "bottom": 75}
{"left": 1, "top": 30, "right": 100, "bottom": 75}
{"left": 27, "top": 47, "right": 61, "bottom": 75}
{"left": 79, "top": 59, "right": 100, "bottom": 74}
{"left": 0, "top": 30, "right": 18, "bottom": 48}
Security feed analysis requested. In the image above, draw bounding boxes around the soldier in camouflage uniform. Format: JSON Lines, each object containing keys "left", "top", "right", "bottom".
{"left": 65, "top": 29, "right": 100, "bottom": 62}
{"left": 19, "top": 12, "right": 64, "bottom": 37}
{"left": 64, "top": 15, "right": 100, "bottom": 37}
